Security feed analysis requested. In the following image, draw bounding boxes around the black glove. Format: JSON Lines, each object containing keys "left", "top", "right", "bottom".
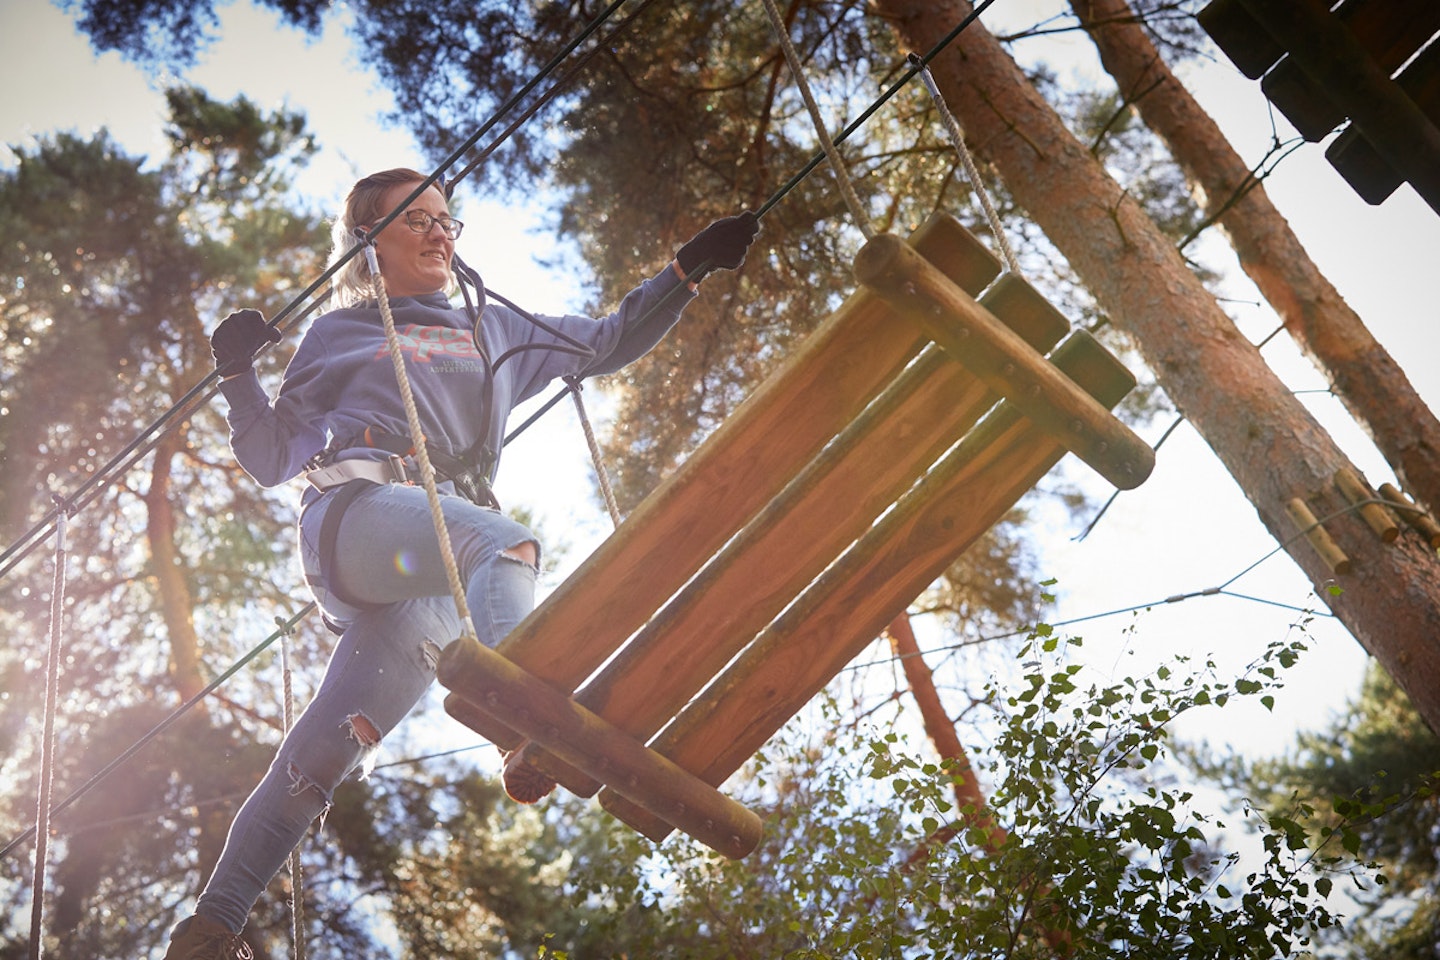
{"left": 675, "top": 212, "right": 760, "bottom": 282}
{"left": 210, "top": 309, "right": 282, "bottom": 378}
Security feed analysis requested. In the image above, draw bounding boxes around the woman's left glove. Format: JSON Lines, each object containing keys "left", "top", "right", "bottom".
{"left": 210, "top": 309, "right": 282, "bottom": 378}
{"left": 676, "top": 212, "right": 761, "bottom": 282}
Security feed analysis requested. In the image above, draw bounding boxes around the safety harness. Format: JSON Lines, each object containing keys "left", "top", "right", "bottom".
{"left": 301, "top": 426, "right": 499, "bottom": 620}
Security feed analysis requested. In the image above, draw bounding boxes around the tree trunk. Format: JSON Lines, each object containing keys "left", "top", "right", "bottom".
{"left": 871, "top": 0, "right": 1440, "bottom": 730}
{"left": 886, "top": 613, "right": 1004, "bottom": 851}
{"left": 1072, "top": 0, "right": 1440, "bottom": 513}
{"left": 145, "top": 430, "right": 206, "bottom": 703}
{"left": 887, "top": 613, "right": 1072, "bottom": 953}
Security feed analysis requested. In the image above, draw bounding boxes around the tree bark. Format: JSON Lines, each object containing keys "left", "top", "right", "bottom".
{"left": 1071, "top": 0, "right": 1440, "bottom": 513}
{"left": 145, "top": 430, "right": 206, "bottom": 703}
{"left": 886, "top": 613, "right": 1004, "bottom": 850}
{"left": 871, "top": 0, "right": 1440, "bottom": 730}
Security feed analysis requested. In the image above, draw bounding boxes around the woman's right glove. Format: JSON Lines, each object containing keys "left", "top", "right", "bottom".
{"left": 675, "top": 212, "right": 761, "bottom": 283}
{"left": 210, "top": 309, "right": 282, "bottom": 378}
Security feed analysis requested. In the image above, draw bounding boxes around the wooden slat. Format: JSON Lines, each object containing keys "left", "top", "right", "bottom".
{"left": 854, "top": 234, "right": 1153, "bottom": 490}
{"left": 436, "top": 635, "right": 764, "bottom": 859}
{"left": 1236, "top": 0, "right": 1440, "bottom": 214}
{"left": 441, "top": 215, "right": 1002, "bottom": 749}
{"left": 1259, "top": 0, "right": 1440, "bottom": 143}
{"left": 1327, "top": 40, "right": 1440, "bottom": 203}
{"left": 1199, "top": 0, "right": 1285, "bottom": 79}
{"left": 522, "top": 275, "right": 1070, "bottom": 797}
{"left": 600, "top": 330, "right": 1137, "bottom": 840}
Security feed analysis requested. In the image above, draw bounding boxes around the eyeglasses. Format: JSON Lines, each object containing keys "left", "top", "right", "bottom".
{"left": 401, "top": 209, "right": 464, "bottom": 240}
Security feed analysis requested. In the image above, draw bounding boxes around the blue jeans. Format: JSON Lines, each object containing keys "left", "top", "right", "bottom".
{"left": 192, "top": 482, "right": 538, "bottom": 934}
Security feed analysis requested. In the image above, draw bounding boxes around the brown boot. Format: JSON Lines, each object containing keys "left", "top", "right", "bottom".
{"left": 502, "top": 747, "right": 557, "bottom": 804}
{"left": 162, "top": 915, "right": 254, "bottom": 960}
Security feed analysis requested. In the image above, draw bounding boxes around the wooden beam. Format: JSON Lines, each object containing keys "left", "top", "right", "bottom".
{"left": 854, "top": 233, "right": 1153, "bottom": 489}
{"left": 440, "top": 215, "right": 1002, "bottom": 750}
{"left": 601, "top": 330, "right": 1136, "bottom": 841}
{"left": 437, "top": 636, "right": 764, "bottom": 859}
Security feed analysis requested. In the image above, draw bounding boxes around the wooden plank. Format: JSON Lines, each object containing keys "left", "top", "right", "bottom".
{"left": 1332, "top": 0, "right": 1440, "bottom": 75}
{"left": 441, "top": 215, "right": 1002, "bottom": 748}
{"left": 436, "top": 635, "right": 764, "bottom": 859}
{"left": 600, "top": 330, "right": 1137, "bottom": 841}
{"left": 523, "top": 274, "right": 1070, "bottom": 797}
{"left": 1259, "top": 0, "right": 1440, "bottom": 143}
{"left": 1326, "top": 40, "right": 1440, "bottom": 203}
{"left": 1237, "top": 0, "right": 1440, "bottom": 214}
{"left": 1198, "top": 0, "right": 1285, "bottom": 79}
{"left": 855, "top": 234, "right": 1153, "bottom": 490}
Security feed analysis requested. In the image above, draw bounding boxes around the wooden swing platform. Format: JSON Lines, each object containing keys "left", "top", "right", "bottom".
{"left": 1199, "top": 0, "right": 1440, "bottom": 212}
{"left": 436, "top": 213, "right": 1153, "bottom": 859}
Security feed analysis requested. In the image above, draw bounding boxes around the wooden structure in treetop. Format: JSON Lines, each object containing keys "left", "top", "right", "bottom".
{"left": 1200, "top": 0, "right": 1440, "bottom": 214}
{"left": 436, "top": 213, "right": 1155, "bottom": 859}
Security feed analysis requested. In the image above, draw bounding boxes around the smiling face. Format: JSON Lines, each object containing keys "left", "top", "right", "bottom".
{"left": 370, "top": 181, "right": 455, "bottom": 297}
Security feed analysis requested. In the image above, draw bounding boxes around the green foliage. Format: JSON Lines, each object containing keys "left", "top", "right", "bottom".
{"left": 1215, "top": 663, "right": 1440, "bottom": 959}
{"left": 467, "top": 633, "right": 1374, "bottom": 959}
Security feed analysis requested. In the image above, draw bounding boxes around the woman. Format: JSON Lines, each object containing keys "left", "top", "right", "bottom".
{"left": 164, "top": 168, "right": 758, "bottom": 959}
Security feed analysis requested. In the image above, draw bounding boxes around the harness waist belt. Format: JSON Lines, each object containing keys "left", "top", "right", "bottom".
{"left": 305, "top": 455, "right": 409, "bottom": 491}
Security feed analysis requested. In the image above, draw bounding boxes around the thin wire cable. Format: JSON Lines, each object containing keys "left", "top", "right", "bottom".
{"left": 28, "top": 503, "right": 68, "bottom": 960}
{"left": 755, "top": 0, "right": 999, "bottom": 220}
{"left": 849, "top": 496, "right": 1399, "bottom": 675}
{"left": 0, "top": 291, "right": 332, "bottom": 583}
{"left": 0, "top": 602, "right": 315, "bottom": 861}
{"left": 279, "top": 624, "right": 306, "bottom": 960}
{"left": 909, "top": 53, "right": 1021, "bottom": 274}
{"left": 759, "top": 0, "right": 874, "bottom": 239}
{"left": 366, "top": 245, "right": 479, "bottom": 639}
{"left": 0, "top": 0, "right": 637, "bottom": 581}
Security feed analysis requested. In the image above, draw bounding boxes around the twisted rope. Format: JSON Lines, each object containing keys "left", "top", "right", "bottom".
{"left": 365, "top": 245, "right": 478, "bottom": 640}
{"left": 566, "top": 377, "right": 623, "bottom": 529}
{"left": 910, "top": 54, "right": 1021, "bottom": 275}
{"left": 28, "top": 504, "right": 69, "bottom": 960}
{"left": 759, "top": 0, "right": 874, "bottom": 239}
{"left": 279, "top": 625, "right": 306, "bottom": 960}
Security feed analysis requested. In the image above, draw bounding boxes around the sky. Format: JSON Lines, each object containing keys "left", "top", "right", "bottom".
{"left": 1, "top": 0, "right": 1437, "bottom": 767}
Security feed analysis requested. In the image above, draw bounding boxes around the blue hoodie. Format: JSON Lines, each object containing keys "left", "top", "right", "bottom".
{"left": 218, "top": 266, "right": 695, "bottom": 492}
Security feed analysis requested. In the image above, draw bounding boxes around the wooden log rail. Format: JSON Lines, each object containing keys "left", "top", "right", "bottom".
{"left": 853, "top": 234, "right": 1154, "bottom": 490}
{"left": 439, "top": 635, "right": 763, "bottom": 859}
{"left": 599, "top": 329, "right": 1136, "bottom": 841}
{"left": 437, "top": 215, "right": 1148, "bottom": 855}
{"left": 443, "top": 214, "right": 1003, "bottom": 755}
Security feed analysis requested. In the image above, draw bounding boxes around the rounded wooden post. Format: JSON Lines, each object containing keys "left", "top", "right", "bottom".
{"left": 854, "top": 233, "right": 1154, "bottom": 489}
{"left": 438, "top": 637, "right": 763, "bottom": 859}
{"left": 1284, "top": 497, "right": 1352, "bottom": 575}
{"left": 1333, "top": 468, "right": 1399, "bottom": 543}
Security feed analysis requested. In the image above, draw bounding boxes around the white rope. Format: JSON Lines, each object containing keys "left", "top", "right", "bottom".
{"left": 364, "top": 245, "right": 479, "bottom": 641}
{"left": 567, "top": 380, "right": 623, "bottom": 529}
{"left": 28, "top": 505, "right": 68, "bottom": 960}
{"left": 760, "top": 0, "right": 875, "bottom": 239}
{"left": 910, "top": 54, "right": 1022, "bottom": 275}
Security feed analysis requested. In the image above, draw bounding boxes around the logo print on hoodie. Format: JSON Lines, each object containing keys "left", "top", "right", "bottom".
{"left": 379, "top": 325, "right": 482, "bottom": 364}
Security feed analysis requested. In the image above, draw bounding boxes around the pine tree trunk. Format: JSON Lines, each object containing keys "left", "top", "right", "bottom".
{"left": 886, "top": 613, "right": 1005, "bottom": 850}
{"left": 145, "top": 431, "right": 206, "bottom": 703}
{"left": 871, "top": 0, "right": 1440, "bottom": 730}
{"left": 1072, "top": 0, "right": 1440, "bottom": 512}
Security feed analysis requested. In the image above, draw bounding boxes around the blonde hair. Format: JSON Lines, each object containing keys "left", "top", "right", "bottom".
{"left": 326, "top": 168, "right": 455, "bottom": 309}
